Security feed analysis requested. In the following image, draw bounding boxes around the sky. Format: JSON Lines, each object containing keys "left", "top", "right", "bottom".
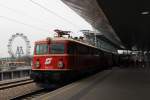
{"left": 0, "top": 0, "right": 92, "bottom": 57}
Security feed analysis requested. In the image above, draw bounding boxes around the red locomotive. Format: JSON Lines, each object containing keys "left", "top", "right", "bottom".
{"left": 31, "top": 30, "right": 115, "bottom": 82}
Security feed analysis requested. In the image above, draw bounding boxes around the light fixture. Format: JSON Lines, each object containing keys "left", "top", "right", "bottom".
{"left": 141, "top": 11, "right": 149, "bottom": 15}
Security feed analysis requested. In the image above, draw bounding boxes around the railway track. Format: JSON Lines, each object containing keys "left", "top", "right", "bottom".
{"left": 12, "top": 88, "right": 50, "bottom": 100}
{"left": 0, "top": 78, "right": 33, "bottom": 90}
{"left": 16, "top": 70, "right": 108, "bottom": 100}
{"left": 12, "top": 81, "right": 74, "bottom": 100}
{"left": 0, "top": 79, "right": 64, "bottom": 99}
{"left": 0, "top": 78, "right": 43, "bottom": 100}
{"left": 0, "top": 70, "right": 102, "bottom": 99}
{"left": 12, "top": 82, "right": 68, "bottom": 100}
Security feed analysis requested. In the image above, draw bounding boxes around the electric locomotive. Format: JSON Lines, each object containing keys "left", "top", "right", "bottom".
{"left": 30, "top": 31, "right": 115, "bottom": 82}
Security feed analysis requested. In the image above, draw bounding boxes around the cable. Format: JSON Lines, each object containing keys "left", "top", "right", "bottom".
{"left": 0, "top": 16, "right": 48, "bottom": 32}
{"left": 29, "top": 0, "right": 80, "bottom": 29}
{"left": 0, "top": 3, "right": 56, "bottom": 28}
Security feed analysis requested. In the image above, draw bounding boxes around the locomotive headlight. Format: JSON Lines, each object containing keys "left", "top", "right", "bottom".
{"left": 35, "top": 61, "right": 40, "bottom": 68}
{"left": 58, "top": 61, "right": 64, "bottom": 68}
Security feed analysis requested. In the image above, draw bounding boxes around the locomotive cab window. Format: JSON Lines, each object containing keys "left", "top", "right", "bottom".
{"left": 35, "top": 44, "right": 49, "bottom": 55}
{"left": 50, "top": 43, "right": 65, "bottom": 54}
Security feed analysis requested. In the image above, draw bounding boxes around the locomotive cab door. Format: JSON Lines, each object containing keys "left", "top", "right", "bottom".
{"left": 68, "top": 42, "right": 77, "bottom": 69}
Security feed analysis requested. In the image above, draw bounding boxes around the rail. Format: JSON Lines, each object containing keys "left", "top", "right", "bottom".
{"left": 0, "top": 78, "right": 33, "bottom": 90}
{"left": 0, "top": 78, "right": 43, "bottom": 100}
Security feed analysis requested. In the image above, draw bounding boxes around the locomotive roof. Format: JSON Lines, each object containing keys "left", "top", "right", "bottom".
{"left": 59, "top": 38, "right": 99, "bottom": 48}
{"left": 35, "top": 37, "right": 115, "bottom": 54}
{"left": 35, "top": 37, "right": 98, "bottom": 48}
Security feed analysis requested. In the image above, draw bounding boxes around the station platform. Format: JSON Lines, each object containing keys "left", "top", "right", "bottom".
{"left": 36, "top": 67, "right": 150, "bottom": 100}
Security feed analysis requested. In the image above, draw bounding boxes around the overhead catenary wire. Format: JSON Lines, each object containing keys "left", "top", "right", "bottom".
{"left": 29, "top": 0, "right": 81, "bottom": 29}
{"left": 0, "top": 3, "right": 57, "bottom": 28}
{"left": 0, "top": 0, "right": 84, "bottom": 33}
{"left": 0, "top": 16, "right": 48, "bottom": 32}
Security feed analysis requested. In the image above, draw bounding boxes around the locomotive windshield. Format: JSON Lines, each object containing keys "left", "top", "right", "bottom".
{"left": 35, "top": 44, "right": 49, "bottom": 55}
{"left": 50, "top": 43, "right": 64, "bottom": 54}
{"left": 35, "top": 43, "right": 65, "bottom": 54}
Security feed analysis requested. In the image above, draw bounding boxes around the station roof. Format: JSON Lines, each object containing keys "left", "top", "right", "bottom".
{"left": 62, "top": 0, "right": 150, "bottom": 50}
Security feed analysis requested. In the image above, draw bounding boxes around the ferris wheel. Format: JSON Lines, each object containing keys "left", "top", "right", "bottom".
{"left": 7, "top": 33, "right": 31, "bottom": 57}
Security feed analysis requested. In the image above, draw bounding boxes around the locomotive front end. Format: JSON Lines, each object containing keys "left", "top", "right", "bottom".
{"left": 30, "top": 38, "right": 71, "bottom": 82}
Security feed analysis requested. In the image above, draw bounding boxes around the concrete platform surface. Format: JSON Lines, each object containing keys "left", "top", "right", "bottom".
{"left": 36, "top": 67, "right": 150, "bottom": 100}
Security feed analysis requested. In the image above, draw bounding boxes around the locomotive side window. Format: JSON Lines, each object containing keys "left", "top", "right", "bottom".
{"left": 67, "top": 42, "right": 77, "bottom": 54}
{"left": 35, "top": 44, "right": 49, "bottom": 55}
{"left": 68, "top": 45, "right": 75, "bottom": 54}
{"left": 50, "top": 43, "right": 65, "bottom": 54}
{"left": 76, "top": 44, "right": 88, "bottom": 54}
